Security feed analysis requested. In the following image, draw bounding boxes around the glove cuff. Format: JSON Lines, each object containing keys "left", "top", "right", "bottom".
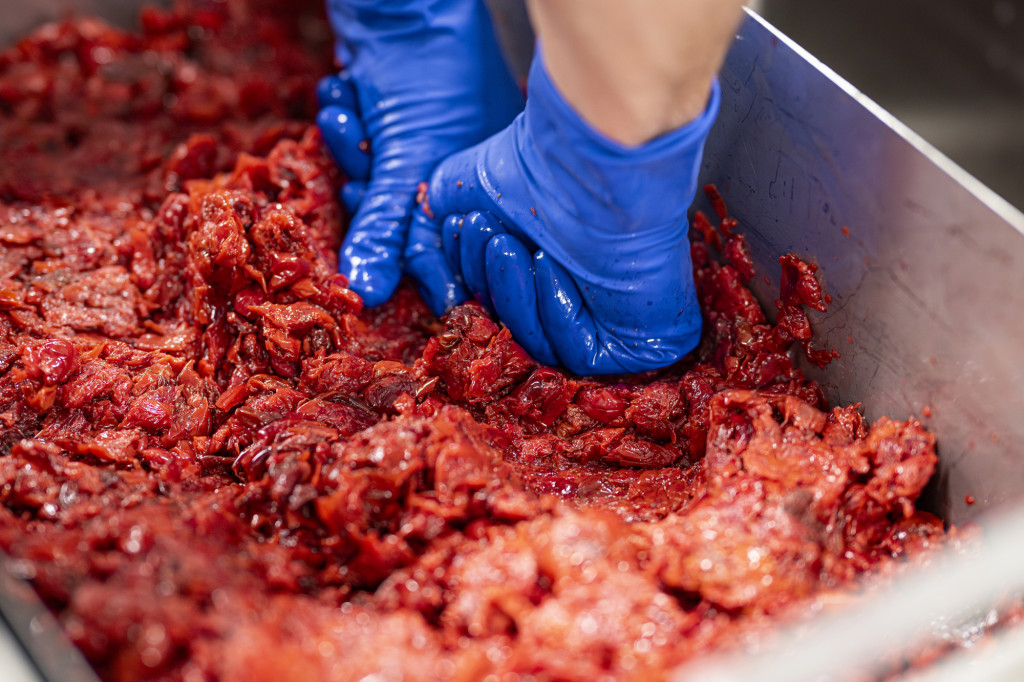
{"left": 522, "top": 47, "right": 720, "bottom": 235}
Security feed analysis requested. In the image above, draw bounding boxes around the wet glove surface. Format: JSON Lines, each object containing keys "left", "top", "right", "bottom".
{"left": 318, "top": 0, "right": 523, "bottom": 306}
{"left": 407, "top": 50, "right": 720, "bottom": 375}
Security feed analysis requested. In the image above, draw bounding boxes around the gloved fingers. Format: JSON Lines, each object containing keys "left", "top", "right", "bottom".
{"left": 340, "top": 180, "right": 366, "bottom": 215}
{"left": 441, "top": 214, "right": 464, "bottom": 276}
{"left": 423, "top": 158, "right": 539, "bottom": 255}
{"left": 339, "top": 185, "right": 415, "bottom": 308}
{"left": 317, "top": 73, "right": 358, "bottom": 111}
{"left": 405, "top": 205, "right": 469, "bottom": 315}
{"left": 533, "top": 252, "right": 621, "bottom": 376}
{"left": 458, "top": 211, "right": 503, "bottom": 311}
{"left": 485, "top": 235, "right": 559, "bottom": 366}
{"left": 423, "top": 153, "right": 494, "bottom": 222}
{"left": 316, "top": 105, "right": 371, "bottom": 181}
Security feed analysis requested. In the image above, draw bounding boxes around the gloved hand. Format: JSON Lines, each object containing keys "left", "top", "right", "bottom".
{"left": 317, "top": 0, "right": 523, "bottom": 306}
{"left": 406, "top": 49, "right": 720, "bottom": 375}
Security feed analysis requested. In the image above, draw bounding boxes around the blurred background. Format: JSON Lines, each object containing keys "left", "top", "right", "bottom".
{"left": 1, "top": 0, "right": 1023, "bottom": 210}
{"left": 760, "top": 0, "right": 1024, "bottom": 211}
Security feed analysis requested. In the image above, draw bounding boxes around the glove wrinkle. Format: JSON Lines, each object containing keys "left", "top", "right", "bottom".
{"left": 319, "top": 0, "right": 523, "bottom": 306}
{"left": 405, "top": 45, "right": 714, "bottom": 374}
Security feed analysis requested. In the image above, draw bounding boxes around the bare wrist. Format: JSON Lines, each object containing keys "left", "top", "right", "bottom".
{"left": 525, "top": 0, "right": 745, "bottom": 146}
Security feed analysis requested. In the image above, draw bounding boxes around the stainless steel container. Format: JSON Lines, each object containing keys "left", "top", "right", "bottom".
{"left": 3, "top": 1, "right": 1024, "bottom": 680}
{"left": 699, "top": 12, "right": 1024, "bottom": 528}
{"left": 686, "top": 11, "right": 1024, "bottom": 680}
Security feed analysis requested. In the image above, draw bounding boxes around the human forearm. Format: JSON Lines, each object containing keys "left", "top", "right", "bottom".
{"left": 525, "top": 0, "right": 746, "bottom": 146}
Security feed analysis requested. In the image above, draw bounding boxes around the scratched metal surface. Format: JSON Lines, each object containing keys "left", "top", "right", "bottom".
{"left": 696, "top": 10, "right": 1024, "bottom": 525}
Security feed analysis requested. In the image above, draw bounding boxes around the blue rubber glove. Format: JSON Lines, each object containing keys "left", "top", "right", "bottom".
{"left": 317, "top": 0, "right": 524, "bottom": 306}
{"left": 406, "top": 49, "right": 720, "bottom": 375}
